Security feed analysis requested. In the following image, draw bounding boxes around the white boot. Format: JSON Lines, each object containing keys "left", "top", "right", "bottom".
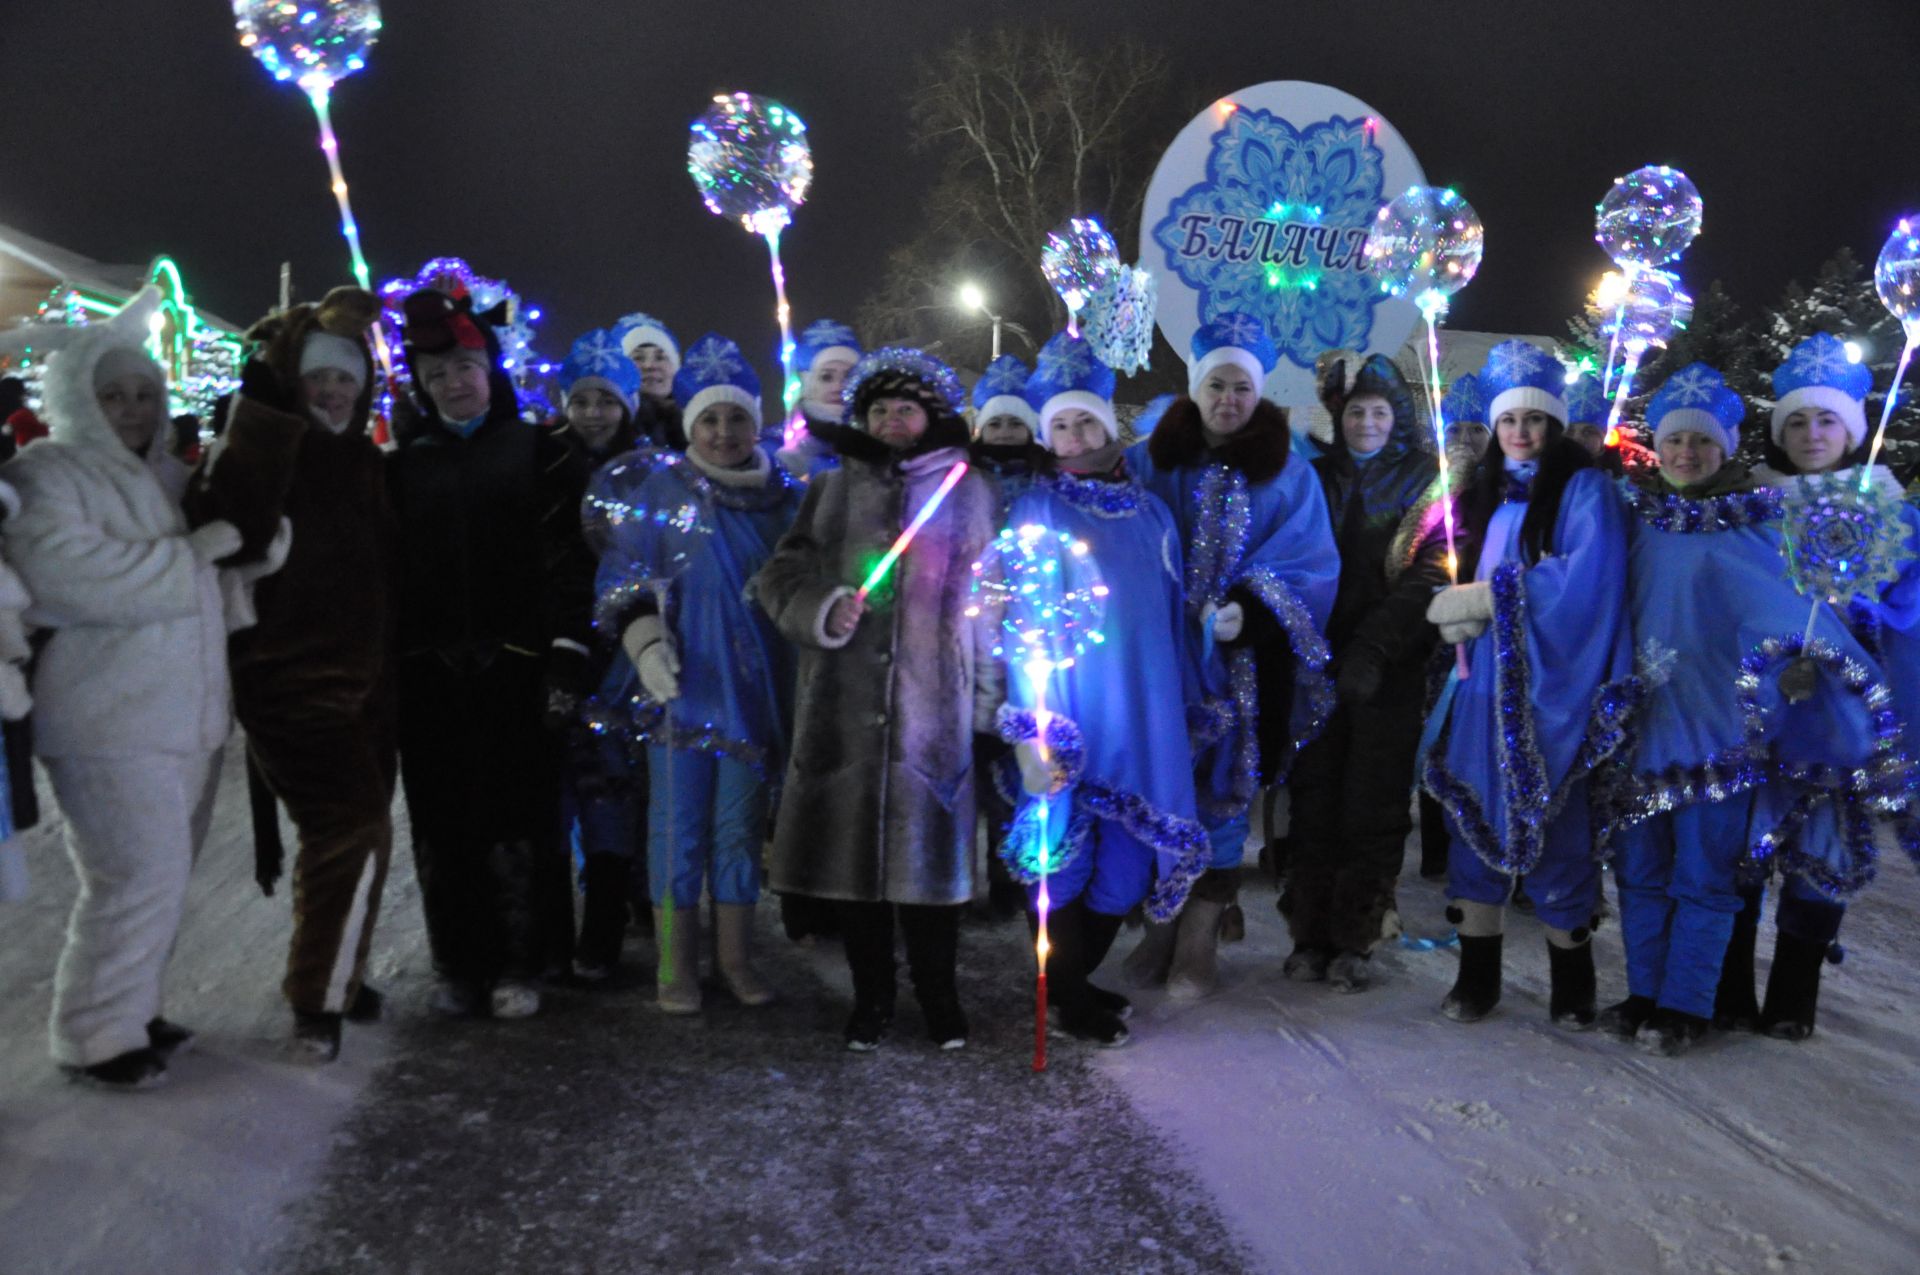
{"left": 716, "top": 903, "right": 775, "bottom": 1006}
{"left": 1165, "top": 898, "right": 1226, "bottom": 1000}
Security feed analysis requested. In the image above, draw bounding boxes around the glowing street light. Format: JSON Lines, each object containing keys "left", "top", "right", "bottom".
{"left": 957, "top": 281, "right": 1002, "bottom": 359}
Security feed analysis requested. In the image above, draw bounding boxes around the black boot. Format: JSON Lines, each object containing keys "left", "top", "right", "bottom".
{"left": 902, "top": 904, "right": 967, "bottom": 1049}
{"left": 838, "top": 902, "right": 897, "bottom": 1052}
{"left": 1441, "top": 934, "right": 1502, "bottom": 1022}
{"left": 1548, "top": 940, "right": 1597, "bottom": 1030}
{"left": 1417, "top": 793, "right": 1450, "bottom": 881}
{"left": 574, "top": 854, "right": 631, "bottom": 980}
{"left": 64, "top": 1047, "right": 168, "bottom": 1090}
{"left": 1637, "top": 1006, "right": 1710, "bottom": 1057}
{"left": 293, "top": 1011, "right": 343, "bottom": 1062}
{"left": 1043, "top": 901, "right": 1128, "bottom": 1047}
{"left": 1714, "top": 897, "right": 1762, "bottom": 1031}
{"left": 1597, "top": 995, "right": 1656, "bottom": 1040}
{"left": 146, "top": 1017, "right": 196, "bottom": 1058}
{"left": 1759, "top": 931, "right": 1828, "bottom": 1041}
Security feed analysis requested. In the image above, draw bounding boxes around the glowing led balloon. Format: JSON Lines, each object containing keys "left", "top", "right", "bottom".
{"left": 1874, "top": 216, "right": 1920, "bottom": 338}
{"left": 1042, "top": 218, "right": 1121, "bottom": 331}
{"left": 1082, "top": 264, "right": 1158, "bottom": 375}
{"left": 234, "top": 0, "right": 380, "bottom": 90}
{"left": 582, "top": 450, "right": 716, "bottom": 602}
{"left": 1603, "top": 267, "right": 1693, "bottom": 351}
{"left": 1595, "top": 165, "right": 1702, "bottom": 269}
{"left": 687, "top": 92, "right": 813, "bottom": 235}
{"left": 1363, "top": 185, "right": 1485, "bottom": 319}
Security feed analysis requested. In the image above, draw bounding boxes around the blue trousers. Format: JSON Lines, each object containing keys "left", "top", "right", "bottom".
{"left": 1614, "top": 793, "right": 1752, "bottom": 1018}
{"left": 1025, "top": 816, "right": 1155, "bottom": 918}
{"left": 1206, "top": 813, "right": 1250, "bottom": 871}
{"left": 1448, "top": 779, "right": 1599, "bottom": 932}
{"left": 645, "top": 747, "right": 765, "bottom": 909}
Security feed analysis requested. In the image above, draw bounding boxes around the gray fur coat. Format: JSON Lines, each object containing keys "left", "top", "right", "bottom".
{"left": 750, "top": 445, "right": 1002, "bottom": 905}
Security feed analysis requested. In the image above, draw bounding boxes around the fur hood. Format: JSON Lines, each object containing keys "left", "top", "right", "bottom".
{"left": 1146, "top": 396, "right": 1294, "bottom": 484}
{"left": 244, "top": 286, "right": 380, "bottom": 437}
{"left": 1, "top": 286, "right": 170, "bottom": 468}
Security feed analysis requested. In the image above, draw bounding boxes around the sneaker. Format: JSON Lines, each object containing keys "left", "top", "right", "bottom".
{"left": 1597, "top": 995, "right": 1656, "bottom": 1040}
{"left": 292, "top": 1011, "right": 342, "bottom": 1063}
{"left": 1282, "top": 946, "right": 1331, "bottom": 982}
{"left": 1326, "top": 951, "right": 1372, "bottom": 994}
{"left": 65, "top": 1047, "right": 168, "bottom": 1091}
{"left": 145, "top": 1017, "right": 195, "bottom": 1059}
{"left": 344, "top": 984, "right": 384, "bottom": 1024}
{"left": 490, "top": 981, "right": 542, "bottom": 1019}
{"left": 922, "top": 994, "right": 969, "bottom": 1051}
{"left": 1059, "top": 1002, "right": 1131, "bottom": 1047}
{"left": 429, "top": 979, "right": 482, "bottom": 1019}
{"left": 844, "top": 1003, "right": 892, "bottom": 1053}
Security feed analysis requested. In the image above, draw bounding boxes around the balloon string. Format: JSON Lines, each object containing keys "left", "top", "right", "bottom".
{"left": 1859, "top": 335, "right": 1917, "bottom": 488}
{"left": 307, "top": 86, "right": 395, "bottom": 397}
{"left": 1417, "top": 304, "right": 1470, "bottom": 680}
{"left": 763, "top": 226, "right": 801, "bottom": 449}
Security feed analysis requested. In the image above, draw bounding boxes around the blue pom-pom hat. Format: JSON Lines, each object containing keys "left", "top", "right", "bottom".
{"left": 672, "top": 333, "right": 762, "bottom": 426}
{"left": 971, "top": 354, "right": 1038, "bottom": 433}
{"left": 1188, "top": 312, "right": 1277, "bottom": 394}
{"left": 1771, "top": 332, "right": 1871, "bottom": 448}
{"left": 1479, "top": 339, "right": 1568, "bottom": 426}
{"left": 1026, "top": 331, "right": 1117, "bottom": 444}
{"left": 1441, "top": 370, "right": 1487, "bottom": 427}
{"left": 1648, "top": 362, "right": 1745, "bottom": 454}
{"left": 1564, "top": 374, "right": 1608, "bottom": 429}
{"left": 557, "top": 329, "right": 641, "bottom": 411}
{"left": 613, "top": 311, "right": 680, "bottom": 372}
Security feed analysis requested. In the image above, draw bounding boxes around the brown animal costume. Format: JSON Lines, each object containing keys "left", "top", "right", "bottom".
{"left": 221, "top": 288, "right": 400, "bottom": 1050}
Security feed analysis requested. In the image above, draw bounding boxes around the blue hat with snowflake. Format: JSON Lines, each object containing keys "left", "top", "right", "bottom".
{"left": 1564, "top": 374, "right": 1608, "bottom": 428}
{"left": 1441, "top": 371, "right": 1487, "bottom": 427}
{"left": 613, "top": 311, "right": 680, "bottom": 371}
{"left": 671, "top": 333, "right": 761, "bottom": 426}
{"left": 971, "top": 355, "right": 1038, "bottom": 433}
{"left": 1480, "top": 340, "right": 1568, "bottom": 427}
{"left": 1027, "top": 331, "right": 1117, "bottom": 444}
{"left": 1189, "top": 312, "right": 1277, "bottom": 393}
{"left": 1649, "top": 362, "right": 1744, "bottom": 454}
{"left": 795, "top": 319, "right": 862, "bottom": 374}
{"left": 1771, "top": 332, "right": 1870, "bottom": 448}
{"left": 557, "top": 329, "right": 640, "bottom": 411}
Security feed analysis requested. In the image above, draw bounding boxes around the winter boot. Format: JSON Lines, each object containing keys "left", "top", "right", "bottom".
{"left": 1441, "top": 934, "right": 1503, "bottom": 1022}
{"left": 1759, "top": 931, "right": 1828, "bottom": 1041}
{"left": 1119, "top": 920, "right": 1177, "bottom": 989}
{"left": 428, "top": 978, "right": 483, "bottom": 1019}
{"left": 1282, "top": 946, "right": 1332, "bottom": 982}
{"left": 716, "top": 903, "right": 776, "bottom": 1006}
{"left": 1547, "top": 935, "right": 1597, "bottom": 1030}
{"left": 145, "top": 1017, "right": 195, "bottom": 1059}
{"left": 64, "top": 1047, "right": 168, "bottom": 1091}
{"left": 1045, "top": 901, "right": 1129, "bottom": 1047}
{"left": 1326, "top": 951, "right": 1372, "bottom": 994}
{"left": 574, "top": 854, "right": 631, "bottom": 981}
{"left": 1165, "top": 897, "right": 1227, "bottom": 1000}
{"left": 490, "top": 981, "right": 542, "bottom": 1019}
{"left": 840, "top": 902, "right": 897, "bottom": 1052}
{"left": 292, "top": 1011, "right": 343, "bottom": 1062}
{"left": 1597, "top": 995, "right": 1656, "bottom": 1040}
{"left": 1636, "top": 1007, "right": 1710, "bottom": 1057}
{"left": 654, "top": 904, "right": 703, "bottom": 1015}
{"left": 1713, "top": 899, "right": 1762, "bottom": 1031}
{"left": 344, "top": 984, "right": 384, "bottom": 1023}
{"left": 902, "top": 904, "right": 967, "bottom": 1050}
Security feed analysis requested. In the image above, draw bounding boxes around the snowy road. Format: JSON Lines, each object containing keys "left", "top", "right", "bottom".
{"left": 3, "top": 748, "right": 1917, "bottom": 1273}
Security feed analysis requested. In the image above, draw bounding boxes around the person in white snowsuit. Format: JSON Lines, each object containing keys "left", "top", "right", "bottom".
{"left": 1, "top": 288, "right": 280, "bottom": 1088}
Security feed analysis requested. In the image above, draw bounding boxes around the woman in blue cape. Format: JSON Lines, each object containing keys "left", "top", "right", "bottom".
{"left": 1606, "top": 361, "right": 1909, "bottom": 1055}
{"left": 1711, "top": 332, "right": 1920, "bottom": 1040}
{"left": 1118, "top": 313, "right": 1338, "bottom": 999}
{"left": 584, "top": 334, "right": 801, "bottom": 1016}
{"left": 1422, "top": 339, "right": 1636, "bottom": 1028}
{"left": 997, "top": 332, "right": 1208, "bottom": 1047}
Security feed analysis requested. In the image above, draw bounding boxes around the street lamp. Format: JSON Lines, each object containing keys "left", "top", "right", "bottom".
{"left": 958, "top": 281, "right": 1003, "bottom": 360}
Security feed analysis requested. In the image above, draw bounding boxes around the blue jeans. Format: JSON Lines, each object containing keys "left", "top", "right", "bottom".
{"left": 646, "top": 747, "right": 765, "bottom": 909}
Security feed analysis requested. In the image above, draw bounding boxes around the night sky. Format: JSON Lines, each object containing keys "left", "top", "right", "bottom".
{"left": 2, "top": 1, "right": 1916, "bottom": 379}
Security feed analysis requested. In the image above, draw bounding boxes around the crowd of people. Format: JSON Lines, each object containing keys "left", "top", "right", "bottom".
{"left": 0, "top": 275, "right": 1914, "bottom": 1090}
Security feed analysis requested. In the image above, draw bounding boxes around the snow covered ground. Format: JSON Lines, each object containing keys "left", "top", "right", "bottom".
{"left": 3, "top": 749, "right": 1917, "bottom": 1274}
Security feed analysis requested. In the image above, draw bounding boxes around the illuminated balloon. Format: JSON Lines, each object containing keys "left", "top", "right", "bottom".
{"left": 1874, "top": 214, "right": 1920, "bottom": 337}
{"left": 687, "top": 92, "right": 813, "bottom": 235}
{"left": 1042, "top": 218, "right": 1121, "bottom": 318}
{"left": 582, "top": 451, "right": 715, "bottom": 599}
{"left": 1595, "top": 165, "right": 1702, "bottom": 269}
{"left": 233, "top": 0, "right": 381, "bottom": 91}
{"left": 1603, "top": 267, "right": 1693, "bottom": 350}
{"left": 1363, "top": 185, "right": 1485, "bottom": 316}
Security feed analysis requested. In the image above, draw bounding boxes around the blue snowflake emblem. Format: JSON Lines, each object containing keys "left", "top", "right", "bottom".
{"left": 1486, "top": 341, "right": 1549, "bottom": 385}
{"left": 1217, "top": 313, "right": 1267, "bottom": 347}
{"left": 1037, "top": 337, "right": 1093, "bottom": 384}
{"left": 1151, "top": 108, "right": 1387, "bottom": 370}
{"left": 684, "top": 337, "right": 744, "bottom": 384}
{"left": 573, "top": 329, "right": 626, "bottom": 375}
{"left": 1664, "top": 364, "right": 1718, "bottom": 406}
{"left": 982, "top": 359, "right": 1028, "bottom": 394}
{"left": 803, "top": 320, "right": 858, "bottom": 348}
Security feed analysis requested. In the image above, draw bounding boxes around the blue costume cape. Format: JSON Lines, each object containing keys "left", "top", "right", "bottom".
{"left": 1127, "top": 440, "right": 1338, "bottom": 823}
{"left": 1423, "top": 468, "right": 1637, "bottom": 876}
{"left": 1612, "top": 480, "right": 1916, "bottom": 899}
{"left": 584, "top": 457, "right": 802, "bottom": 780}
{"left": 994, "top": 470, "right": 1210, "bottom": 921}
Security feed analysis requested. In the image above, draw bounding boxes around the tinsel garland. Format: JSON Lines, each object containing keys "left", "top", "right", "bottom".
{"left": 1048, "top": 468, "right": 1147, "bottom": 519}
{"left": 583, "top": 691, "right": 773, "bottom": 780}
{"left": 1620, "top": 482, "right": 1786, "bottom": 534}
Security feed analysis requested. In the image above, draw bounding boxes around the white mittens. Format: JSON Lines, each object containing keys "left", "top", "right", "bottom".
{"left": 623, "top": 614, "right": 681, "bottom": 702}
{"left": 1203, "top": 600, "right": 1244, "bottom": 643}
{"left": 1014, "top": 739, "right": 1061, "bottom": 796}
{"left": 187, "top": 520, "right": 243, "bottom": 564}
{"left": 1426, "top": 581, "right": 1494, "bottom": 644}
